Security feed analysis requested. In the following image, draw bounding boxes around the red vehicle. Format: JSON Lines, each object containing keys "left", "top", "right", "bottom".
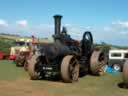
{"left": 0, "top": 52, "right": 10, "bottom": 60}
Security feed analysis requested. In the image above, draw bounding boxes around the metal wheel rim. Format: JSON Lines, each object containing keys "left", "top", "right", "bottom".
{"left": 61, "top": 55, "right": 79, "bottom": 83}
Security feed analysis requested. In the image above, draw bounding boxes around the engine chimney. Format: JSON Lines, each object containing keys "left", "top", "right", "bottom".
{"left": 53, "top": 15, "right": 62, "bottom": 35}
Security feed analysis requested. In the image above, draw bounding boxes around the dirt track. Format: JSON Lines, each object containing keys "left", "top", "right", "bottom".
{"left": 0, "top": 79, "right": 53, "bottom": 96}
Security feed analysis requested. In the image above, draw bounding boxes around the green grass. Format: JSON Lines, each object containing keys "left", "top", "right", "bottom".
{"left": 0, "top": 60, "right": 27, "bottom": 81}
{"left": 0, "top": 60, "right": 128, "bottom": 96}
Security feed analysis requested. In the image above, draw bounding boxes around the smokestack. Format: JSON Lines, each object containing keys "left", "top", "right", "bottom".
{"left": 53, "top": 15, "right": 62, "bottom": 35}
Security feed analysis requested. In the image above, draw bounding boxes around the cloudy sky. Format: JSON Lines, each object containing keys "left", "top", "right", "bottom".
{"left": 0, "top": 0, "right": 128, "bottom": 46}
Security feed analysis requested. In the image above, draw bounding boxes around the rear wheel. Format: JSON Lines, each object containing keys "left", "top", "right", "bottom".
{"left": 61, "top": 55, "right": 79, "bottom": 83}
{"left": 90, "top": 50, "right": 107, "bottom": 76}
{"left": 123, "top": 60, "right": 128, "bottom": 87}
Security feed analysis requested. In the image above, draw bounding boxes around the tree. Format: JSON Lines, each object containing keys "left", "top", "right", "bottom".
{"left": 100, "top": 42, "right": 111, "bottom": 53}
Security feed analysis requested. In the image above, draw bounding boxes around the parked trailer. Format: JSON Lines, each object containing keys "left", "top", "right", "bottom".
{"left": 0, "top": 52, "right": 10, "bottom": 60}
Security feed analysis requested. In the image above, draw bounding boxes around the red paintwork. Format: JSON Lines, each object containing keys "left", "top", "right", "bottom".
{"left": 9, "top": 55, "right": 16, "bottom": 60}
{"left": 0, "top": 52, "right": 10, "bottom": 60}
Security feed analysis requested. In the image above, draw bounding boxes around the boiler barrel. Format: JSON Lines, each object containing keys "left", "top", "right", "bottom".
{"left": 40, "top": 43, "right": 71, "bottom": 60}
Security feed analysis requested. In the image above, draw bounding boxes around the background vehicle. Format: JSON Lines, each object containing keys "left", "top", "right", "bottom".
{"left": 108, "top": 49, "right": 128, "bottom": 71}
{"left": 9, "top": 38, "right": 31, "bottom": 60}
{"left": 14, "top": 37, "right": 49, "bottom": 67}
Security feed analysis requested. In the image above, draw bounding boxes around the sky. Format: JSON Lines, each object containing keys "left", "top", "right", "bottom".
{"left": 0, "top": 0, "right": 128, "bottom": 46}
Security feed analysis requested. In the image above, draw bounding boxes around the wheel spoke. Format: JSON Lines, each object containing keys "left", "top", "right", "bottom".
{"left": 71, "top": 59, "right": 77, "bottom": 66}
{"left": 71, "top": 65, "right": 79, "bottom": 81}
{"left": 98, "top": 61, "right": 105, "bottom": 72}
{"left": 70, "top": 59, "right": 77, "bottom": 72}
{"left": 93, "top": 59, "right": 106, "bottom": 75}
{"left": 70, "top": 64, "right": 73, "bottom": 71}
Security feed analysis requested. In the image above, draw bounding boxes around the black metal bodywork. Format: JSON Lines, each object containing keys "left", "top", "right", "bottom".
{"left": 35, "top": 41, "right": 83, "bottom": 73}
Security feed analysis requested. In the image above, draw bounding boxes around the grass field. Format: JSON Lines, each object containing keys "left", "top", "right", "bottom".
{"left": 0, "top": 60, "right": 128, "bottom": 96}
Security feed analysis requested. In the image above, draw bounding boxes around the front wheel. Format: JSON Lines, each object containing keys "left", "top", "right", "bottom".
{"left": 27, "top": 55, "right": 40, "bottom": 80}
{"left": 61, "top": 55, "right": 79, "bottom": 83}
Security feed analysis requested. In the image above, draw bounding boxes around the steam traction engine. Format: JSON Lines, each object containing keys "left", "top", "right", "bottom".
{"left": 27, "top": 15, "right": 107, "bottom": 83}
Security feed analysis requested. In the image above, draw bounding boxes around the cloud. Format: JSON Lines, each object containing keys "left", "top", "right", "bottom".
{"left": 112, "top": 20, "right": 128, "bottom": 35}
{"left": 119, "top": 31, "right": 128, "bottom": 35}
{"left": 103, "top": 26, "right": 112, "bottom": 31}
{"left": 112, "top": 20, "right": 128, "bottom": 28}
{"left": 30, "top": 24, "right": 54, "bottom": 38}
{"left": 64, "top": 24, "right": 91, "bottom": 40}
{"left": 0, "top": 19, "right": 8, "bottom": 27}
{"left": 96, "top": 20, "right": 128, "bottom": 46}
{"left": 16, "top": 20, "right": 28, "bottom": 27}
